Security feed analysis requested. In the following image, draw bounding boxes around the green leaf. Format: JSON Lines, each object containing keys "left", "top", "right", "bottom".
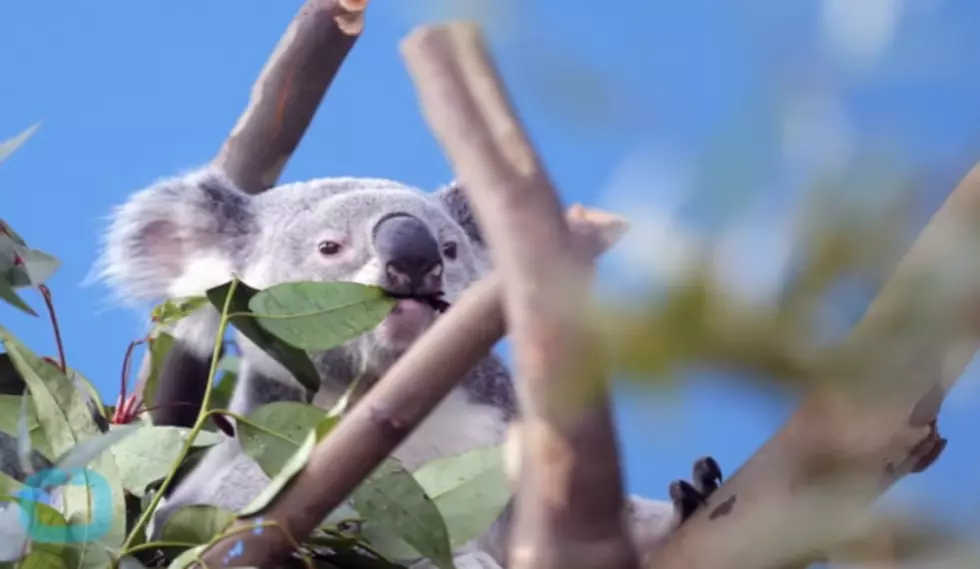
{"left": 143, "top": 332, "right": 175, "bottom": 410}
{"left": 158, "top": 505, "right": 236, "bottom": 545}
{"left": 238, "top": 416, "right": 334, "bottom": 518}
{"left": 352, "top": 460, "right": 453, "bottom": 569}
{"left": 150, "top": 297, "right": 208, "bottom": 327}
{"left": 115, "top": 556, "right": 149, "bottom": 569}
{"left": 217, "top": 354, "right": 240, "bottom": 375}
{"left": 6, "top": 247, "right": 60, "bottom": 288}
{"left": 0, "top": 123, "right": 40, "bottom": 165}
{"left": 0, "top": 337, "right": 127, "bottom": 548}
{"left": 51, "top": 425, "right": 139, "bottom": 471}
{"left": 16, "top": 393, "right": 33, "bottom": 475}
{"left": 0, "top": 492, "right": 70, "bottom": 556}
{"left": 248, "top": 281, "right": 396, "bottom": 351}
{"left": 0, "top": 395, "right": 49, "bottom": 458}
{"left": 166, "top": 545, "right": 206, "bottom": 569}
{"left": 0, "top": 219, "right": 27, "bottom": 247}
{"left": 237, "top": 401, "right": 335, "bottom": 477}
{"left": 0, "top": 326, "right": 99, "bottom": 457}
{"left": 206, "top": 280, "right": 320, "bottom": 392}
{"left": 66, "top": 367, "right": 108, "bottom": 425}
{"left": 111, "top": 426, "right": 223, "bottom": 497}
{"left": 0, "top": 278, "right": 36, "bottom": 316}
{"left": 413, "top": 445, "right": 510, "bottom": 549}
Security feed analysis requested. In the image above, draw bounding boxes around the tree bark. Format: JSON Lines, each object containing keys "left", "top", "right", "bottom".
{"left": 643, "top": 162, "right": 980, "bottom": 569}
{"left": 401, "top": 23, "right": 639, "bottom": 569}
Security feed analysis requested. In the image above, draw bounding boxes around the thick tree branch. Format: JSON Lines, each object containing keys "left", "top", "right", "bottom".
{"left": 401, "top": 23, "right": 638, "bottom": 569}
{"left": 136, "top": 0, "right": 368, "bottom": 426}
{"left": 197, "top": 207, "right": 629, "bottom": 567}
{"left": 643, "top": 163, "right": 980, "bottom": 569}
{"left": 213, "top": 0, "right": 368, "bottom": 193}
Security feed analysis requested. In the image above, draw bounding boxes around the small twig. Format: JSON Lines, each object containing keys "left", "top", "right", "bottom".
{"left": 196, "top": 207, "right": 628, "bottom": 567}
{"left": 643, "top": 162, "right": 980, "bottom": 569}
{"left": 38, "top": 285, "right": 66, "bottom": 373}
{"left": 119, "top": 338, "right": 148, "bottom": 405}
{"left": 402, "top": 22, "right": 638, "bottom": 569}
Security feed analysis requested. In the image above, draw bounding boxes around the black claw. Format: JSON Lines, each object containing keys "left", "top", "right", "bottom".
{"left": 692, "top": 456, "right": 723, "bottom": 498}
{"left": 669, "top": 479, "right": 706, "bottom": 523}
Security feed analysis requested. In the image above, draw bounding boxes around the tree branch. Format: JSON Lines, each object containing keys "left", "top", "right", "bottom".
{"left": 643, "top": 162, "right": 980, "bottom": 569}
{"left": 135, "top": 0, "right": 368, "bottom": 426}
{"left": 401, "top": 23, "right": 638, "bottom": 569}
{"left": 213, "top": 0, "right": 368, "bottom": 193}
{"left": 197, "top": 207, "right": 629, "bottom": 567}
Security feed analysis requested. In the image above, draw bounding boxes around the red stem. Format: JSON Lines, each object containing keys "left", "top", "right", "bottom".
{"left": 38, "top": 285, "right": 66, "bottom": 373}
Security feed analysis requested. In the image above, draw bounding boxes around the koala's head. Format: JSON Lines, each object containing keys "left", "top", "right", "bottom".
{"left": 97, "top": 167, "right": 491, "bottom": 379}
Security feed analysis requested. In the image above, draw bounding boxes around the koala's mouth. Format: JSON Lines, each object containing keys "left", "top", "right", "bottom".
{"left": 383, "top": 290, "right": 451, "bottom": 314}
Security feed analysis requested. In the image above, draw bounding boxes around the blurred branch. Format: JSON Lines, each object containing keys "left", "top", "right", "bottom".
{"left": 197, "top": 205, "right": 629, "bottom": 567}
{"left": 644, "top": 162, "right": 980, "bottom": 569}
{"left": 401, "top": 22, "right": 638, "bottom": 569}
{"left": 134, "top": 0, "right": 369, "bottom": 427}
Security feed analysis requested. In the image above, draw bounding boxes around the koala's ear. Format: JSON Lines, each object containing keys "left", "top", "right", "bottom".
{"left": 434, "top": 180, "right": 484, "bottom": 246}
{"left": 95, "top": 168, "right": 256, "bottom": 304}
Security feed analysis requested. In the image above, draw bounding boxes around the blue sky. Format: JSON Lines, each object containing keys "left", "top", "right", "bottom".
{"left": 2, "top": 0, "right": 980, "bottom": 536}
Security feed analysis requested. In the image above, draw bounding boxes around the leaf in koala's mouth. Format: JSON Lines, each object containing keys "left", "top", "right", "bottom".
{"left": 385, "top": 290, "right": 451, "bottom": 313}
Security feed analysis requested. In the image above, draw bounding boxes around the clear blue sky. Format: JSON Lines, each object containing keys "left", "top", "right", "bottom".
{"left": 2, "top": 0, "right": 980, "bottom": 532}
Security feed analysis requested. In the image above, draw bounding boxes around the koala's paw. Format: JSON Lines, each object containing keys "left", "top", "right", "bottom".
{"left": 669, "top": 456, "right": 723, "bottom": 524}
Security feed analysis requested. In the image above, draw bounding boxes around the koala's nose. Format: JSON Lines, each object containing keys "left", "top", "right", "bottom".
{"left": 373, "top": 213, "right": 443, "bottom": 294}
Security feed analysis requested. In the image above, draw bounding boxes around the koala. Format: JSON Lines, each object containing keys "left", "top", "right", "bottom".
{"left": 90, "top": 166, "right": 723, "bottom": 567}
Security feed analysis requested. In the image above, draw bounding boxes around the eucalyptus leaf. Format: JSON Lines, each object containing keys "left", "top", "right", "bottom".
{"left": 51, "top": 425, "right": 139, "bottom": 472}
{"left": 6, "top": 247, "right": 60, "bottom": 288}
{"left": 0, "top": 326, "right": 98, "bottom": 458}
{"left": 248, "top": 281, "right": 396, "bottom": 351}
{"left": 0, "top": 492, "right": 71, "bottom": 553}
{"left": 143, "top": 332, "right": 176, "bottom": 411}
{"left": 151, "top": 297, "right": 208, "bottom": 327}
{"left": 116, "top": 556, "right": 149, "bottom": 569}
{"left": 0, "top": 395, "right": 49, "bottom": 459}
{"left": 0, "top": 219, "right": 27, "bottom": 247}
{"left": 0, "top": 123, "right": 40, "bottom": 165}
{"left": 166, "top": 545, "right": 206, "bottom": 569}
{"left": 158, "top": 504, "right": 236, "bottom": 545}
{"left": 238, "top": 424, "right": 317, "bottom": 518}
{"left": 111, "top": 426, "right": 223, "bottom": 497}
{"left": 413, "top": 445, "right": 510, "bottom": 549}
{"left": 237, "top": 401, "right": 334, "bottom": 477}
{"left": 16, "top": 394, "right": 32, "bottom": 476}
{"left": 0, "top": 279, "right": 36, "bottom": 316}
{"left": 206, "top": 280, "right": 320, "bottom": 392}
{"left": 352, "top": 460, "right": 453, "bottom": 569}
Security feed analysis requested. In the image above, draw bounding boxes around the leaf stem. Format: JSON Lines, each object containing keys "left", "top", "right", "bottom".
{"left": 38, "top": 285, "right": 66, "bottom": 373}
{"left": 121, "top": 279, "right": 240, "bottom": 551}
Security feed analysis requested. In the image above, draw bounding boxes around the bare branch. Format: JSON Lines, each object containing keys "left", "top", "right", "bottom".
{"left": 215, "top": 0, "right": 368, "bottom": 193}
{"left": 135, "top": 0, "right": 368, "bottom": 426}
{"left": 401, "top": 23, "right": 638, "bottom": 569}
{"left": 197, "top": 207, "right": 629, "bottom": 567}
{"left": 643, "top": 163, "right": 980, "bottom": 569}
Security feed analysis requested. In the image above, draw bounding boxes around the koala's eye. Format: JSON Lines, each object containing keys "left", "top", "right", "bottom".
{"left": 318, "top": 241, "right": 342, "bottom": 256}
{"left": 442, "top": 241, "right": 458, "bottom": 260}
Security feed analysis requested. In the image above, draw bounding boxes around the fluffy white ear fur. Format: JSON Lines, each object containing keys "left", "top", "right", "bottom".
{"left": 92, "top": 167, "right": 251, "bottom": 305}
